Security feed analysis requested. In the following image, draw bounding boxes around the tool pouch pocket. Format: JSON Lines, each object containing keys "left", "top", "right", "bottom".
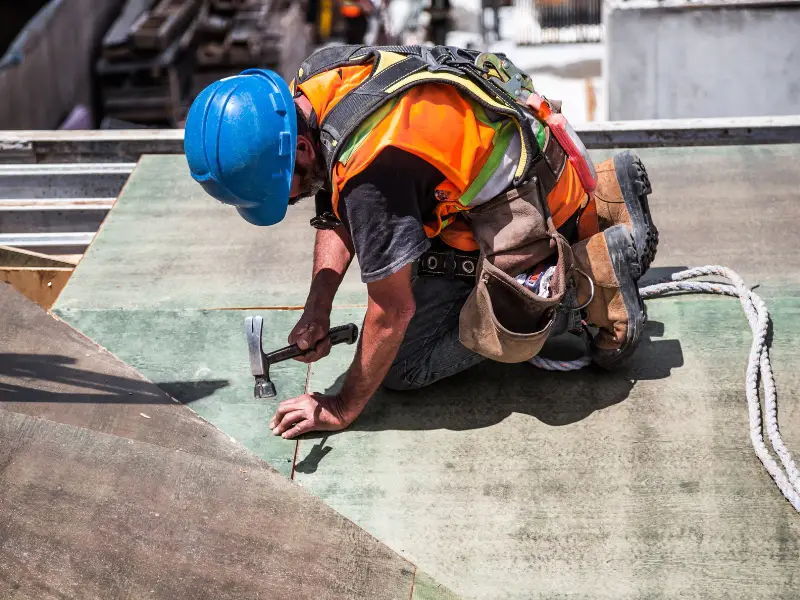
{"left": 459, "top": 181, "right": 574, "bottom": 363}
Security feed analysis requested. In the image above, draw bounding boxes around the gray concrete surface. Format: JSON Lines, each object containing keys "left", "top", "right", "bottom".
{"left": 0, "top": 282, "right": 458, "bottom": 600}
{"left": 606, "top": 1, "right": 800, "bottom": 120}
{"left": 51, "top": 146, "right": 800, "bottom": 598}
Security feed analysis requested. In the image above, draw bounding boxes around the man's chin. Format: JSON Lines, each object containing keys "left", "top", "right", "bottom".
{"left": 290, "top": 182, "right": 325, "bottom": 205}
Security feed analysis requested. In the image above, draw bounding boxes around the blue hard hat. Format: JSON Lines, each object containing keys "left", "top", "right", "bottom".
{"left": 184, "top": 69, "right": 297, "bottom": 226}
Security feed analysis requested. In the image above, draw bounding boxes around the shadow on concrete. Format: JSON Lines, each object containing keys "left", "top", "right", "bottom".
{"left": 640, "top": 265, "right": 690, "bottom": 286}
{"left": 156, "top": 380, "right": 231, "bottom": 405}
{"left": 294, "top": 435, "right": 333, "bottom": 474}
{"left": 0, "top": 353, "right": 229, "bottom": 405}
{"left": 316, "top": 320, "right": 683, "bottom": 434}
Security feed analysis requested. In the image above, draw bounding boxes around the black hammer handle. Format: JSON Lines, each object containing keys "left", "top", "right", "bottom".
{"left": 264, "top": 323, "right": 359, "bottom": 365}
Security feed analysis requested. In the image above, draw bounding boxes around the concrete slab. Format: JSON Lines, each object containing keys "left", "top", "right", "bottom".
{"left": 52, "top": 306, "right": 309, "bottom": 476}
{"left": 0, "top": 283, "right": 458, "bottom": 599}
{"left": 50, "top": 145, "right": 800, "bottom": 597}
{"left": 55, "top": 155, "right": 366, "bottom": 311}
{"left": 296, "top": 300, "right": 800, "bottom": 599}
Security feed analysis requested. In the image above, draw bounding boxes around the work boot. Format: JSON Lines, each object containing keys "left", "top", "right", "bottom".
{"left": 572, "top": 224, "right": 645, "bottom": 369}
{"left": 592, "top": 150, "right": 658, "bottom": 275}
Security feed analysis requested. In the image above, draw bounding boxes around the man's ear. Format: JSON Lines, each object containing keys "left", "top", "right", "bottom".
{"left": 296, "top": 134, "right": 316, "bottom": 166}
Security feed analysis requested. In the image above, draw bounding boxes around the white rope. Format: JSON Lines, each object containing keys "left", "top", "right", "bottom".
{"left": 532, "top": 266, "right": 800, "bottom": 512}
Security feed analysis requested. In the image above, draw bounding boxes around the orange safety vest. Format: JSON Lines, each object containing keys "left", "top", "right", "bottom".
{"left": 295, "top": 56, "right": 596, "bottom": 251}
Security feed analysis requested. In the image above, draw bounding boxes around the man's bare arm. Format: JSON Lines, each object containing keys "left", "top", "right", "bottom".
{"left": 307, "top": 226, "right": 354, "bottom": 314}
{"left": 270, "top": 263, "right": 416, "bottom": 437}
{"left": 289, "top": 226, "right": 355, "bottom": 361}
{"left": 338, "top": 264, "right": 416, "bottom": 416}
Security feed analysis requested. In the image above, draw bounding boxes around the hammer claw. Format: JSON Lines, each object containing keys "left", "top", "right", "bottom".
{"left": 245, "top": 315, "right": 266, "bottom": 377}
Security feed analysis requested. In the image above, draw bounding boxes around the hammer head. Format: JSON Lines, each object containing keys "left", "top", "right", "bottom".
{"left": 245, "top": 316, "right": 276, "bottom": 399}
{"left": 254, "top": 377, "right": 277, "bottom": 399}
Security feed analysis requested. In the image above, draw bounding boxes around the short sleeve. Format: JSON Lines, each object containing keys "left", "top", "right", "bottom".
{"left": 338, "top": 147, "right": 444, "bottom": 283}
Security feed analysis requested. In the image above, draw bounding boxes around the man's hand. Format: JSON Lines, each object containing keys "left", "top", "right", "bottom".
{"left": 288, "top": 310, "right": 331, "bottom": 363}
{"left": 269, "top": 392, "right": 353, "bottom": 439}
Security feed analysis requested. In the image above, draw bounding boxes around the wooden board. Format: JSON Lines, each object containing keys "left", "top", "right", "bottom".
{"left": 0, "top": 266, "right": 72, "bottom": 308}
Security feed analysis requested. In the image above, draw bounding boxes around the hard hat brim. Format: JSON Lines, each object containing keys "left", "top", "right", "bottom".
{"left": 235, "top": 201, "right": 288, "bottom": 227}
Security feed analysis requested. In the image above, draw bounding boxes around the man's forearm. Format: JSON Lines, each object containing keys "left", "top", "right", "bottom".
{"left": 338, "top": 301, "right": 415, "bottom": 420}
{"left": 306, "top": 227, "right": 354, "bottom": 314}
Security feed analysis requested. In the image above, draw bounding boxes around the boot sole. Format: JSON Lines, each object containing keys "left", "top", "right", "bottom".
{"left": 612, "top": 151, "right": 658, "bottom": 275}
{"left": 590, "top": 225, "right": 646, "bottom": 370}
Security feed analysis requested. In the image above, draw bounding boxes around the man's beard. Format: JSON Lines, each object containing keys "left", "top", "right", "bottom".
{"left": 289, "top": 154, "right": 326, "bottom": 205}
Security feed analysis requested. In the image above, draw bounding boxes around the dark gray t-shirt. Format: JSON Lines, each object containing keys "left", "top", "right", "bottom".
{"left": 338, "top": 147, "right": 445, "bottom": 283}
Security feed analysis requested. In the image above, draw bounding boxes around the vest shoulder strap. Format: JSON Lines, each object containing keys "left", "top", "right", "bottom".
{"left": 297, "top": 45, "right": 542, "bottom": 186}
{"left": 296, "top": 44, "right": 427, "bottom": 83}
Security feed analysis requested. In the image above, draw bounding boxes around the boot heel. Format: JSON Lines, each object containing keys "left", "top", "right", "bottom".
{"left": 590, "top": 225, "right": 646, "bottom": 369}
{"left": 613, "top": 151, "right": 659, "bottom": 274}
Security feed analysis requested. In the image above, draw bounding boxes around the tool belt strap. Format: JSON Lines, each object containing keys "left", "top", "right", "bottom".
{"left": 417, "top": 249, "right": 479, "bottom": 279}
{"left": 533, "top": 131, "right": 567, "bottom": 198}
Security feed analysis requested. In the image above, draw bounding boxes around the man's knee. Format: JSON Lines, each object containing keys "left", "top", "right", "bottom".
{"left": 381, "top": 361, "right": 426, "bottom": 392}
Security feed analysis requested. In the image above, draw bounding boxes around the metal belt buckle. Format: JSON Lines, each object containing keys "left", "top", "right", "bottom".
{"left": 474, "top": 53, "right": 535, "bottom": 102}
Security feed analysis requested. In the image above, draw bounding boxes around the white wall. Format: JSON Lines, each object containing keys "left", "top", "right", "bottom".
{"left": 606, "top": 2, "right": 800, "bottom": 120}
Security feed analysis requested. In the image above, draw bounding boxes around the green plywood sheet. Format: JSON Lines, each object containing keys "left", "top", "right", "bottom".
{"left": 1, "top": 283, "right": 454, "bottom": 600}
{"left": 295, "top": 300, "right": 800, "bottom": 599}
{"left": 53, "top": 307, "right": 314, "bottom": 476}
{"left": 55, "top": 155, "right": 367, "bottom": 312}
{"left": 55, "top": 146, "right": 800, "bottom": 316}
{"left": 602, "top": 144, "right": 800, "bottom": 296}
{"left": 413, "top": 570, "right": 462, "bottom": 600}
{"left": 48, "top": 145, "right": 800, "bottom": 597}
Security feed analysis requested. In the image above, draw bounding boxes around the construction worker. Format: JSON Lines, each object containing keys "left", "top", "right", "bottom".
{"left": 184, "top": 45, "right": 658, "bottom": 439}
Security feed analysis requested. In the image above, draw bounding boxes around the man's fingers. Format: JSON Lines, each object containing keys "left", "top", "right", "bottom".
{"left": 282, "top": 419, "right": 315, "bottom": 439}
{"left": 288, "top": 323, "right": 309, "bottom": 345}
{"left": 293, "top": 338, "right": 332, "bottom": 363}
{"left": 269, "top": 398, "right": 303, "bottom": 427}
{"left": 315, "top": 338, "right": 332, "bottom": 358}
{"left": 296, "top": 323, "right": 326, "bottom": 351}
{"left": 272, "top": 410, "right": 306, "bottom": 435}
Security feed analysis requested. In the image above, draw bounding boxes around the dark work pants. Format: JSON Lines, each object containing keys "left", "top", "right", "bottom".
{"left": 382, "top": 274, "right": 484, "bottom": 391}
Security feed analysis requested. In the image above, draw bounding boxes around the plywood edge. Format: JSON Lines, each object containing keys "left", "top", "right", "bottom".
{"left": 0, "top": 267, "right": 73, "bottom": 309}
{"left": 0, "top": 245, "right": 78, "bottom": 268}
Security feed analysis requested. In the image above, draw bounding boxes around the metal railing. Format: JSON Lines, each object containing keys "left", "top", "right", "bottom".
{"left": 514, "top": 0, "right": 604, "bottom": 45}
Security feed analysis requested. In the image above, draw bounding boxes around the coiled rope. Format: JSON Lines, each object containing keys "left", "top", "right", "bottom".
{"left": 531, "top": 266, "right": 800, "bottom": 513}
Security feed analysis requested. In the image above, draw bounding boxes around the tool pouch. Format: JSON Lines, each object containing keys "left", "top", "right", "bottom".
{"left": 459, "top": 180, "right": 575, "bottom": 363}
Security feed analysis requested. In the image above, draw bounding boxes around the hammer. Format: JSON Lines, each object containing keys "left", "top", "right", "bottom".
{"left": 245, "top": 316, "right": 359, "bottom": 399}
